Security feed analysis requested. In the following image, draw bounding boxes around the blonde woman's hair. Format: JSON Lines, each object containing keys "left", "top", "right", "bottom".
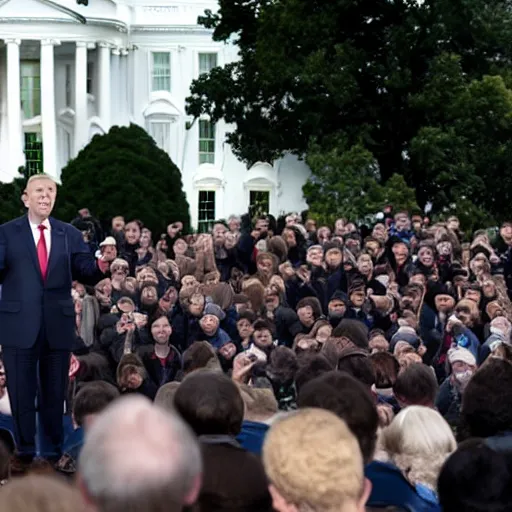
{"left": 380, "top": 406, "right": 456, "bottom": 490}
{"left": 0, "top": 475, "right": 85, "bottom": 512}
{"left": 263, "top": 408, "right": 365, "bottom": 512}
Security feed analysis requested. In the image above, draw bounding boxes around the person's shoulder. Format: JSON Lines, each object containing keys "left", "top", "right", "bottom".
{"left": 0, "top": 215, "right": 26, "bottom": 231}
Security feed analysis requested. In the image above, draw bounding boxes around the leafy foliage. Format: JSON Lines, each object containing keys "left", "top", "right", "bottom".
{"left": 0, "top": 170, "right": 27, "bottom": 225}
{"left": 54, "top": 124, "right": 190, "bottom": 236}
{"left": 303, "top": 140, "right": 418, "bottom": 226}
{"left": 188, "top": 0, "right": 512, "bottom": 223}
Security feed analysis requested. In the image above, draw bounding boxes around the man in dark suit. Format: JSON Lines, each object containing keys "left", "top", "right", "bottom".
{"left": 0, "top": 174, "right": 111, "bottom": 467}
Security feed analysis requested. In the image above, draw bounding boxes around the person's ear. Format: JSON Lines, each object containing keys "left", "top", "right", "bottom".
{"left": 268, "top": 484, "right": 298, "bottom": 512}
{"left": 184, "top": 473, "right": 202, "bottom": 505}
{"left": 21, "top": 192, "right": 28, "bottom": 207}
{"left": 357, "top": 477, "right": 373, "bottom": 511}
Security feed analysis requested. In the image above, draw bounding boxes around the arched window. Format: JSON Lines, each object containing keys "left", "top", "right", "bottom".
{"left": 244, "top": 162, "right": 278, "bottom": 217}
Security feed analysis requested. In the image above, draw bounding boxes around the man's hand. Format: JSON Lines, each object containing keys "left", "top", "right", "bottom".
{"left": 232, "top": 353, "right": 256, "bottom": 384}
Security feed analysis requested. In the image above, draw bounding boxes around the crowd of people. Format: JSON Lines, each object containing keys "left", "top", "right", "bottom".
{"left": 1, "top": 206, "right": 512, "bottom": 511}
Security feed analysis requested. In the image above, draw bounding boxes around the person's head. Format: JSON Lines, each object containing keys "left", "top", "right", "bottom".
{"left": 325, "top": 246, "right": 343, "bottom": 268}
{"left": 328, "top": 291, "right": 348, "bottom": 320}
{"left": 253, "top": 319, "right": 275, "bottom": 350}
{"left": 182, "top": 342, "right": 221, "bottom": 375}
{"left": 236, "top": 311, "right": 256, "bottom": 340}
{"left": 212, "top": 222, "right": 228, "bottom": 246}
{"left": 459, "top": 358, "right": 512, "bottom": 440}
{"left": 297, "top": 372, "right": 379, "bottom": 464}
{"left": 263, "top": 409, "right": 371, "bottom": 512}
{"left": 417, "top": 245, "right": 435, "bottom": 267}
{"left": 111, "top": 215, "right": 125, "bottom": 232}
{"left": 0, "top": 475, "right": 85, "bottom": 512}
{"left": 332, "top": 319, "right": 369, "bottom": 351}
{"left": 394, "top": 212, "right": 410, "bottom": 232}
{"left": 392, "top": 241, "right": 409, "bottom": 266}
{"left": 227, "top": 215, "right": 240, "bottom": 232}
{"left": 357, "top": 253, "right": 373, "bottom": 277}
{"left": 306, "top": 245, "right": 324, "bottom": 267}
{"left": 447, "top": 347, "right": 477, "bottom": 392}
{"left": 23, "top": 174, "right": 57, "bottom": 222}
{"left": 490, "top": 316, "right": 512, "bottom": 339}
{"left": 393, "top": 363, "right": 438, "bottom": 408}
{"left": 154, "top": 382, "right": 180, "bottom": 413}
{"left": 199, "top": 303, "right": 225, "bottom": 336}
{"left": 438, "top": 439, "right": 512, "bottom": 512}
{"left": 372, "top": 223, "right": 388, "bottom": 243}
{"left": 282, "top": 227, "right": 297, "bottom": 248}
{"left": 294, "top": 354, "right": 334, "bottom": 392}
{"left": 370, "top": 352, "right": 400, "bottom": 389}
{"left": 73, "top": 381, "right": 120, "bottom": 430}
{"left": 167, "top": 221, "right": 183, "bottom": 239}
{"left": 124, "top": 220, "right": 142, "bottom": 245}
{"left": 150, "top": 315, "right": 172, "bottom": 345}
{"left": 364, "top": 236, "right": 383, "bottom": 259}
{"left": 380, "top": 406, "right": 456, "bottom": 489}
{"left": 78, "top": 396, "right": 202, "bottom": 512}
{"left": 435, "top": 293, "right": 456, "bottom": 314}
{"left": 337, "top": 350, "right": 375, "bottom": 389}
{"left": 174, "top": 370, "right": 244, "bottom": 436}
{"left": 110, "top": 258, "right": 129, "bottom": 281}
{"left": 140, "top": 228, "right": 152, "bottom": 249}
{"left": 317, "top": 226, "right": 331, "bottom": 244}
{"left": 238, "top": 384, "right": 278, "bottom": 423}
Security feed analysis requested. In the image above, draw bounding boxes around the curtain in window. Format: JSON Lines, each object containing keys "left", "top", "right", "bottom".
{"left": 152, "top": 53, "right": 171, "bottom": 91}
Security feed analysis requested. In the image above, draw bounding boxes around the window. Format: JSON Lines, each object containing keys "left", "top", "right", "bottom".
{"left": 249, "top": 190, "right": 270, "bottom": 217}
{"left": 87, "top": 62, "right": 94, "bottom": 95}
{"left": 21, "top": 62, "right": 41, "bottom": 119}
{"left": 24, "top": 132, "right": 44, "bottom": 177}
{"left": 199, "top": 120, "right": 215, "bottom": 164}
{"left": 151, "top": 52, "right": 171, "bottom": 92}
{"left": 65, "top": 64, "right": 72, "bottom": 107}
{"left": 148, "top": 120, "right": 171, "bottom": 154}
{"left": 199, "top": 53, "right": 217, "bottom": 75}
{"left": 198, "top": 190, "right": 216, "bottom": 233}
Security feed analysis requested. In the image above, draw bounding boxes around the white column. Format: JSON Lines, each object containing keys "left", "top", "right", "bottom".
{"left": 98, "top": 42, "right": 111, "bottom": 128}
{"left": 119, "top": 48, "right": 129, "bottom": 126}
{"left": 6, "top": 39, "right": 24, "bottom": 176}
{"left": 40, "top": 39, "right": 60, "bottom": 179}
{"left": 110, "top": 48, "right": 120, "bottom": 126}
{"left": 74, "top": 41, "right": 88, "bottom": 155}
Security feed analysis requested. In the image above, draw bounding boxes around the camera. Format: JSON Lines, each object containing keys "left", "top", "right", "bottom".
{"left": 77, "top": 0, "right": 89, "bottom": 5}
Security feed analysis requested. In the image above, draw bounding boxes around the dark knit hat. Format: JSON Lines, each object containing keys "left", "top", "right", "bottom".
{"left": 323, "top": 241, "right": 343, "bottom": 255}
{"left": 332, "top": 319, "right": 369, "bottom": 350}
{"left": 202, "top": 302, "right": 226, "bottom": 321}
{"left": 329, "top": 290, "right": 349, "bottom": 305}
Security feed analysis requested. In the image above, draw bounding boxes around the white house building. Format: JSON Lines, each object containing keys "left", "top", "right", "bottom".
{"left": 0, "top": 0, "right": 310, "bottom": 230}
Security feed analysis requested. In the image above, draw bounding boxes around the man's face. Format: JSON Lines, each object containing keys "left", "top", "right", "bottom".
{"left": 307, "top": 248, "right": 324, "bottom": 267}
{"left": 501, "top": 224, "right": 512, "bottom": 243}
{"left": 112, "top": 216, "right": 125, "bottom": 232}
{"left": 137, "top": 268, "right": 158, "bottom": 286}
{"left": 228, "top": 218, "right": 240, "bottom": 232}
{"left": 254, "top": 328, "right": 273, "bottom": 348}
{"left": 265, "top": 293, "right": 280, "bottom": 311}
{"left": 372, "top": 223, "right": 388, "bottom": 243}
{"left": 188, "top": 294, "right": 205, "bottom": 317}
{"left": 24, "top": 178, "right": 57, "bottom": 220}
{"left": 357, "top": 255, "right": 373, "bottom": 275}
{"left": 200, "top": 314, "right": 219, "bottom": 336}
{"left": 213, "top": 223, "right": 227, "bottom": 245}
{"left": 283, "top": 229, "right": 296, "bottom": 247}
{"left": 297, "top": 305, "right": 315, "bottom": 327}
{"left": 174, "top": 239, "right": 188, "bottom": 255}
{"left": 219, "top": 342, "right": 237, "bottom": 360}
{"left": 365, "top": 241, "right": 380, "bottom": 258}
{"left": 394, "top": 214, "right": 410, "bottom": 232}
{"left": 101, "top": 244, "right": 117, "bottom": 261}
{"left": 325, "top": 249, "right": 342, "bottom": 268}
{"left": 317, "top": 227, "right": 331, "bottom": 244}
{"left": 328, "top": 299, "right": 346, "bottom": 316}
{"left": 141, "top": 286, "right": 158, "bottom": 306}
{"left": 435, "top": 295, "right": 455, "bottom": 313}
{"left": 237, "top": 318, "right": 254, "bottom": 339}
{"left": 465, "top": 289, "right": 481, "bottom": 305}
{"left": 255, "top": 219, "right": 269, "bottom": 234}
{"left": 437, "top": 241, "right": 452, "bottom": 257}
{"left": 167, "top": 222, "right": 182, "bottom": 238}
{"left": 418, "top": 247, "right": 434, "bottom": 267}
{"left": 334, "top": 219, "right": 345, "bottom": 236}
{"left": 350, "top": 290, "right": 366, "bottom": 308}
{"left": 257, "top": 256, "right": 274, "bottom": 275}
{"left": 140, "top": 231, "right": 152, "bottom": 248}
{"left": 392, "top": 243, "right": 409, "bottom": 265}
{"left": 181, "top": 275, "right": 198, "bottom": 290}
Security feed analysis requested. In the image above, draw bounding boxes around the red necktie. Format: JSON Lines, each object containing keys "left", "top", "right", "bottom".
{"left": 37, "top": 224, "right": 48, "bottom": 281}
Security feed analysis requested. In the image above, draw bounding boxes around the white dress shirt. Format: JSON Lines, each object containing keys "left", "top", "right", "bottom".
{"left": 29, "top": 217, "right": 52, "bottom": 259}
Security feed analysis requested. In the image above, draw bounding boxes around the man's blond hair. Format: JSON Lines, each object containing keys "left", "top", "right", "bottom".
{"left": 25, "top": 173, "right": 57, "bottom": 190}
{"left": 263, "top": 408, "right": 364, "bottom": 511}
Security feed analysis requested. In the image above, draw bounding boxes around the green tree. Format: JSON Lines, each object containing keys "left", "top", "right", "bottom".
{"left": 54, "top": 124, "right": 190, "bottom": 236}
{"left": 0, "top": 171, "right": 27, "bottom": 225}
{"left": 188, "top": 0, "right": 512, "bottom": 220}
{"left": 303, "top": 139, "right": 418, "bottom": 226}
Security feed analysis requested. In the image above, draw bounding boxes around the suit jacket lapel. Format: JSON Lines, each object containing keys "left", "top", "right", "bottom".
{"left": 47, "top": 217, "right": 65, "bottom": 281}
{"left": 19, "top": 215, "right": 43, "bottom": 284}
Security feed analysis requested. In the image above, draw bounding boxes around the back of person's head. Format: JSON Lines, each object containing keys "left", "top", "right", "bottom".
{"left": 182, "top": 341, "right": 221, "bottom": 375}
{"left": 174, "top": 369, "right": 244, "bottom": 436}
{"left": 78, "top": 395, "right": 202, "bottom": 512}
{"left": 438, "top": 439, "right": 512, "bottom": 512}
{"left": 370, "top": 352, "right": 400, "bottom": 389}
{"left": 154, "top": 381, "right": 180, "bottom": 412}
{"left": 238, "top": 384, "right": 278, "bottom": 423}
{"left": 393, "top": 363, "right": 438, "bottom": 407}
{"left": 337, "top": 349, "right": 376, "bottom": 388}
{"left": 460, "top": 358, "right": 512, "bottom": 440}
{"left": 263, "top": 409, "right": 370, "bottom": 512}
{"left": 0, "top": 475, "right": 85, "bottom": 512}
{"left": 294, "top": 354, "right": 334, "bottom": 392}
{"left": 297, "top": 371, "right": 379, "bottom": 463}
{"left": 332, "top": 319, "right": 369, "bottom": 350}
{"left": 73, "top": 380, "right": 120, "bottom": 429}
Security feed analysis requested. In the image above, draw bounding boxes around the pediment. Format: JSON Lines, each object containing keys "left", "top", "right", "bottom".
{"left": 0, "top": 0, "right": 117, "bottom": 22}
